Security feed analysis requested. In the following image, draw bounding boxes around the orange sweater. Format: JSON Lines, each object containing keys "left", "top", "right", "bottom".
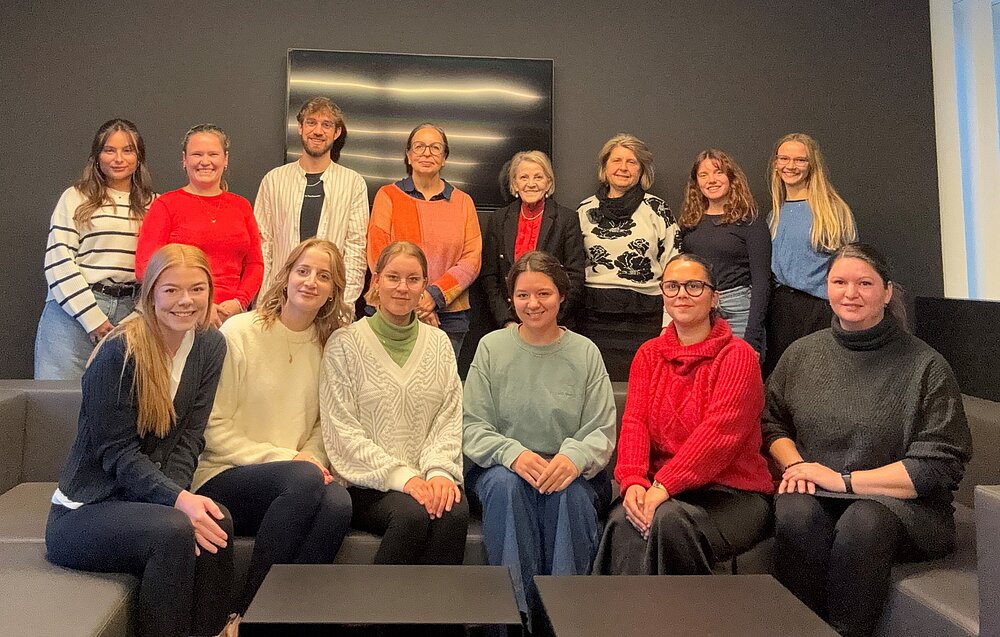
{"left": 366, "top": 184, "right": 481, "bottom": 313}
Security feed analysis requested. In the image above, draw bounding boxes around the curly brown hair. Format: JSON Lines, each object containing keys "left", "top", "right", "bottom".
{"left": 678, "top": 149, "right": 757, "bottom": 229}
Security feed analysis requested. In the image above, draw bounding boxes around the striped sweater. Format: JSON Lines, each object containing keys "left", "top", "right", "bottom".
{"left": 253, "top": 160, "right": 369, "bottom": 306}
{"left": 614, "top": 318, "right": 774, "bottom": 496}
{"left": 320, "top": 317, "right": 464, "bottom": 491}
{"left": 43, "top": 187, "right": 146, "bottom": 333}
{"left": 366, "top": 183, "right": 481, "bottom": 314}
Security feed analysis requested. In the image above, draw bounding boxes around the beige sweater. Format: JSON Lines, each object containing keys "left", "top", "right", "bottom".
{"left": 192, "top": 312, "right": 328, "bottom": 491}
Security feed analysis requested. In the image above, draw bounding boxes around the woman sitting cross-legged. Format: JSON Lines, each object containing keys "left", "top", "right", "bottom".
{"left": 463, "top": 250, "right": 616, "bottom": 631}
{"left": 764, "top": 243, "right": 972, "bottom": 637}
{"left": 45, "top": 244, "right": 234, "bottom": 637}
{"left": 193, "top": 238, "right": 355, "bottom": 628}
{"left": 320, "top": 240, "right": 469, "bottom": 567}
{"left": 594, "top": 253, "right": 774, "bottom": 576}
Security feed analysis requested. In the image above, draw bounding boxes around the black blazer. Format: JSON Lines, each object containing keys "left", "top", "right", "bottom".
{"left": 480, "top": 197, "right": 587, "bottom": 328}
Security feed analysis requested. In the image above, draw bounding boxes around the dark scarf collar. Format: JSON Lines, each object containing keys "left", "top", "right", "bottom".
{"left": 831, "top": 313, "right": 901, "bottom": 351}
{"left": 595, "top": 184, "right": 645, "bottom": 221}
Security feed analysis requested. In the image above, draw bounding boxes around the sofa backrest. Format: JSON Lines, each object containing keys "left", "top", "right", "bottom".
{"left": 0, "top": 380, "right": 81, "bottom": 488}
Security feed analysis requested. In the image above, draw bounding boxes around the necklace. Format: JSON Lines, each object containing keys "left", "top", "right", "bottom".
{"left": 306, "top": 177, "right": 322, "bottom": 188}
{"left": 196, "top": 194, "right": 223, "bottom": 224}
{"left": 520, "top": 205, "right": 544, "bottom": 221}
{"left": 285, "top": 334, "right": 310, "bottom": 364}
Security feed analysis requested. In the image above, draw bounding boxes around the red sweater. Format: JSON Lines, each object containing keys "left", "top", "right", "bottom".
{"left": 615, "top": 318, "right": 774, "bottom": 496}
{"left": 135, "top": 189, "right": 264, "bottom": 308}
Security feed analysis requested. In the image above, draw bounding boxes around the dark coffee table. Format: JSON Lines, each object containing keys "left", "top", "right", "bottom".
{"left": 535, "top": 574, "right": 838, "bottom": 636}
{"left": 241, "top": 564, "right": 521, "bottom": 635}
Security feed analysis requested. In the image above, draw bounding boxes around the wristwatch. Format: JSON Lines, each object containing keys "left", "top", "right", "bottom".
{"left": 650, "top": 481, "right": 669, "bottom": 498}
{"left": 841, "top": 472, "right": 854, "bottom": 494}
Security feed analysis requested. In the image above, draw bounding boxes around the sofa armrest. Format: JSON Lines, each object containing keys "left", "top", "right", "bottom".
{"left": 975, "top": 485, "right": 1000, "bottom": 637}
{"left": 0, "top": 389, "right": 27, "bottom": 494}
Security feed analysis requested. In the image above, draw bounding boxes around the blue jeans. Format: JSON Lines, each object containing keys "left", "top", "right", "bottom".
{"left": 718, "top": 285, "right": 752, "bottom": 340}
{"left": 468, "top": 465, "right": 609, "bottom": 625}
{"left": 34, "top": 290, "right": 137, "bottom": 380}
{"left": 437, "top": 309, "right": 469, "bottom": 359}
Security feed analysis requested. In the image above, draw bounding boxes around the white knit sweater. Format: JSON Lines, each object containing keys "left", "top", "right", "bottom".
{"left": 192, "top": 312, "right": 327, "bottom": 491}
{"left": 320, "top": 318, "right": 463, "bottom": 491}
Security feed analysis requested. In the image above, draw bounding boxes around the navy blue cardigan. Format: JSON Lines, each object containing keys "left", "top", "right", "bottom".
{"left": 56, "top": 328, "right": 226, "bottom": 507}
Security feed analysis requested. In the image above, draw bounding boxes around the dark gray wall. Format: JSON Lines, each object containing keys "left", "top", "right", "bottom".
{"left": 0, "top": 1, "right": 941, "bottom": 378}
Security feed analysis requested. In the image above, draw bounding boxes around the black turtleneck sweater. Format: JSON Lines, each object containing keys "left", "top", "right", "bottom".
{"left": 762, "top": 315, "right": 972, "bottom": 557}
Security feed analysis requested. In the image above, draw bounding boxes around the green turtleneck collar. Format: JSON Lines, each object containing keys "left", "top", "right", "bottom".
{"left": 370, "top": 310, "right": 419, "bottom": 367}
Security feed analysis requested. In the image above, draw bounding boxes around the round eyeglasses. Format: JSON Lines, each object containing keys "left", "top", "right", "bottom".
{"left": 661, "top": 280, "right": 715, "bottom": 297}
{"left": 409, "top": 142, "right": 445, "bottom": 156}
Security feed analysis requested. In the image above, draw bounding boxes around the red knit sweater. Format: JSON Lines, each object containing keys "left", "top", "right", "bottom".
{"left": 615, "top": 318, "right": 774, "bottom": 496}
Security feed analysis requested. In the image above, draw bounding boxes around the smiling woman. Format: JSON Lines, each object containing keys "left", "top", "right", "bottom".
{"left": 764, "top": 243, "right": 971, "bottom": 637}
{"left": 576, "top": 133, "right": 679, "bottom": 381}
{"left": 193, "top": 239, "right": 354, "bottom": 629}
{"left": 136, "top": 124, "right": 264, "bottom": 328}
{"left": 463, "top": 250, "right": 615, "bottom": 631}
{"left": 45, "top": 244, "right": 236, "bottom": 637}
{"left": 480, "top": 151, "right": 587, "bottom": 331}
{"left": 365, "top": 123, "right": 482, "bottom": 358}
{"left": 34, "top": 118, "right": 156, "bottom": 380}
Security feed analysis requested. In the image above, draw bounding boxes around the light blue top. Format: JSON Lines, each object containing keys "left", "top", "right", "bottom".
{"left": 462, "top": 326, "right": 616, "bottom": 479}
{"left": 770, "top": 200, "right": 838, "bottom": 299}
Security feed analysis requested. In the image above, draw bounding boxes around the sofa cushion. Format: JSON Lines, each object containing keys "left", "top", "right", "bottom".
{"left": 875, "top": 504, "right": 978, "bottom": 637}
{"left": 0, "top": 541, "right": 136, "bottom": 637}
{"left": 0, "top": 481, "right": 52, "bottom": 542}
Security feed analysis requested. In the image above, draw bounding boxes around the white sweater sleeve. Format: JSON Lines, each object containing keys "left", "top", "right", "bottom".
{"left": 418, "top": 335, "right": 465, "bottom": 484}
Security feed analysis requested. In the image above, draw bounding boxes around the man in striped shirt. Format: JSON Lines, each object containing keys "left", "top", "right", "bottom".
{"left": 254, "top": 97, "right": 369, "bottom": 308}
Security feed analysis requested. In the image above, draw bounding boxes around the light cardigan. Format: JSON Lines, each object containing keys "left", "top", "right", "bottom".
{"left": 320, "top": 317, "right": 463, "bottom": 491}
{"left": 43, "top": 187, "right": 146, "bottom": 333}
{"left": 366, "top": 183, "right": 481, "bottom": 314}
{"left": 191, "top": 312, "right": 327, "bottom": 491}
{"left": 253, "top": 160, "right": 369, "bottom": 306}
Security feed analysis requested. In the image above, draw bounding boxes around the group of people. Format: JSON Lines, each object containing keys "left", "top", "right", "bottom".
{"left": 37, "top": 97, "right": 972, "bottom": 637}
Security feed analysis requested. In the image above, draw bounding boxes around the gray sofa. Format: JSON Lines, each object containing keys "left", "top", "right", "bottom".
{"left": 1, "top": 379, "right": 998, "bottom": 636}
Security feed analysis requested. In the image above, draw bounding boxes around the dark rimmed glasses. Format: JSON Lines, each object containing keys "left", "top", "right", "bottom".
{"left": 661, "top": 280, "right": 715, "bottom": 297}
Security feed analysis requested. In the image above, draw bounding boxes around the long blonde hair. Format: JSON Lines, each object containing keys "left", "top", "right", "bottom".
{"left": 255, "top": 238, "right": 352, "bottom": 345}
{"left": 768, "top": 133, "right": 855, "bottom": 251}
{"left": 94, "top": 244, "right": 214, "bottom": 438}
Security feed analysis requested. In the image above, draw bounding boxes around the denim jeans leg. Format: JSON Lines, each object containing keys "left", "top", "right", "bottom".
{"left": 474, "top": 465, "right": 541, "bottom": 617}
{"left": 717, "top": 285, "right": 752, "bottom": 339}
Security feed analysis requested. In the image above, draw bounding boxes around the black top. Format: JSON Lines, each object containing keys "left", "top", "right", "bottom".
{"left": 299, "top": 172, "right": 325, "bottom": 240}
{"left": 480, "top": 197, "right": 587, "bottom": 328}
{"left": 762, "top": 315, "right": 972, "bottom": 557}
{"left": 56, "top": 329, "right": 226, "bottom": 506}
{"left": 679, "top": 213, "right": 771, "bottom": 352}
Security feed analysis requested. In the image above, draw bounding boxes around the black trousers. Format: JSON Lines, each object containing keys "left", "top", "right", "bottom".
{"left": 348, "top": 486, "right": 470, "bottom": 565}
{"left": 763, "top": 285, "right": 833, "bottom": 377}
{"left": 579, "top": 310, "right": 662, "bottom": 382}
{"left": 197, "top": 460, "right": 353, "bottom": 613}
{"left": 594, "top": 486, "right": 772, "bottom": 575}
{"left": 45, "top": 501, "right": 233, "bottom": 637}
{"left": 774, "top": 494, "right": 907, "bottom": 637}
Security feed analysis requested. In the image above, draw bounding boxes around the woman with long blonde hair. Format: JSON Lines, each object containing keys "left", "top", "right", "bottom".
{"left": 194, "top": 238, "right": 354, "bottom": 629}
{"left": 45, "top": 244, "right": 235, "bottom": 637}
{"left": 678, "top": 148, "right": 770, "bottom": 355}
{"left": 763, "top": 133, "right": 856, "bottom": 376}
{"left": 35, "top": 118, "right": 156, "bottom": 379}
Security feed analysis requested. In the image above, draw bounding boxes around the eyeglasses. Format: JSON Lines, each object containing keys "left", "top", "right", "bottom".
{"left": 661, "top": 280, "right": 715, "bottom": 297}
{"left": 409, "top": 142, "right": 445, "bottom": 156}
{"left": 381, "top": 273, "right": 425, "bottom": 288}
{"left": 303, "top": 118, "right": 337, "bottom": 131}
{"left": 775, "top": 155, "right": 809, "bottom": 167}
